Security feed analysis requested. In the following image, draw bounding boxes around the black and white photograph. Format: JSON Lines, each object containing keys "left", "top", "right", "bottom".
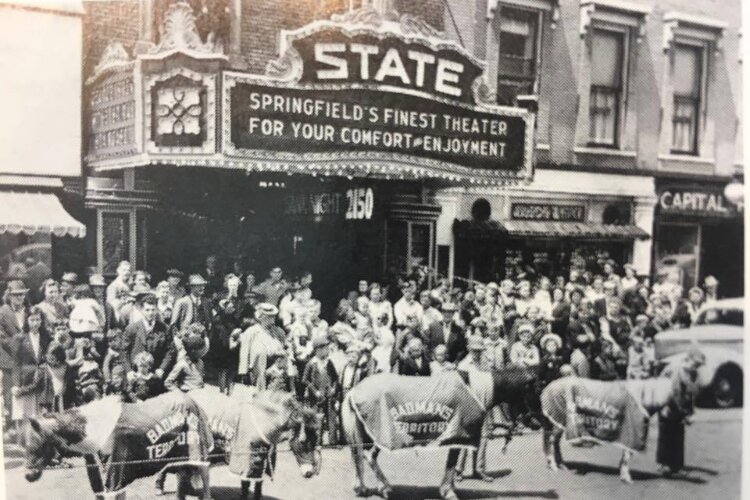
{"left": 0, "top": 0, "right": 746, "bottom": 498}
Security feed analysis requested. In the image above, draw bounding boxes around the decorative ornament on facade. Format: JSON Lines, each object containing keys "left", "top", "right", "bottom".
{"left": 156, "top": 87, "right": 202, "bottom": 135}
{"left": 147, "top": 1, "right": 225, "bottom": 58}
{"left": 88, "top": 41, "right": 132, "bottom": 84}
{"left": 265, "top": 48, "right": 303, "bottom": 81}
{"left": 329, "top": 6, "right": 444, "bottom": 39}
{"left": 580, "top": 0, "right": 650, "bottom": 44}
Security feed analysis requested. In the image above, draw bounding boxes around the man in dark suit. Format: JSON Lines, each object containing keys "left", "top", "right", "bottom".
{"left": 0, "top": 281, "right": 29, "bottom": 422}
{"left": 124, "top": 294, "right": 175, "bottom": 378}
{"left": 201, "top": 255, "right": 223, "bottom": 299}
{"left": 171, "top": 274, "right": 212, "bottom": 334}
{"left": 398, "top": 337, "right": 431, "bottom": 376}
{"left": 425, "top": 301, "right": 467, "bottom": 363}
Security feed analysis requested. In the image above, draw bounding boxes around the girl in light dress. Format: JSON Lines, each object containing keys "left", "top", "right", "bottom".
{"left": 371, "top": 312, "right": 395, "bottom": 373}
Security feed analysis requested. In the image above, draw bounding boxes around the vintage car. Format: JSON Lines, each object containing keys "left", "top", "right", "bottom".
{"left": 654, "top": 297, "right": 744, "bottom": 408}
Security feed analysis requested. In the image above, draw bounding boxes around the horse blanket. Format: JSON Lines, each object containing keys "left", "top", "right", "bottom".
{"left": 96, "top": 391, "right": 213, "bottom": 492}
{"left": 188, "top": 387, "right": 274, "bottom": 480}
{"left": 348, "top": 372, "right": 486, "bottom": 450}
{"left": 541, "top": 377, "right": 650, "bottom": 452}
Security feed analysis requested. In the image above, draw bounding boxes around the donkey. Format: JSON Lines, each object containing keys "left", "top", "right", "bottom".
{"left": 23, "top": 391, "right": 214, "bottom": 500}
{"left": 341, "top": 366, "right": 540, "bottom": 500}
{"left": 541, "top": 367, "right": 702, "bottom": 483}
{"left": 185, "top": 386, "right": 322, "bottom": 500}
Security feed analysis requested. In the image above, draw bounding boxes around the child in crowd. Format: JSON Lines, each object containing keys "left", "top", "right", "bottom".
{"left": 626, "top": 336, "right": 654, "bottom": 379}
{"left": 128, "top": 351, "right": 164, "bottom": 401}
{"left": 538, "top": 333, "right": 565, "bottom": 389}
{"left": 105, "top": 364, "right": 128, "bottom": 398}
{"left": 102, "top": 328, "right": 124, "bottom": 385}
{"left": 509, "top": 323, "right": 540, "bottom": 369}
{"left": 302, "top": 337, "right": 337, "bottom": 444}
{"left": 430, "top": 344, "right": 455, "bottom": 374}
{"left": 482, "top": 323, "right": 507, "bottom": 371}
{"left": 165, "top": 330, "right": 206, "bottom": 392}
{"left": 266, "top": 353, "right": 293, "bottom": 392}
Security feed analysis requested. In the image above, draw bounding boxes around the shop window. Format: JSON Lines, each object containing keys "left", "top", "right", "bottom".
{"left": 670, "top": 43, "right": 705, "bottom": 155}
{"left": 655, "top": 224, "right": 700, "bottom": 289}
{"left": 385, "top": 220, "right": 435, "bottom": 275}
{"left": 496, "top": 6, "right": 542, "bottom": 106}
{"left": 0, "top": 233, "right": 52, "bottom": 297}
{"left": 98, "top": 210, "right": 132, "bottom": 276}
{"left": 589, "top": 28, "right": 626, "bottom": 147}
{"left": 602, "top": 203, "right": 631, "bottom": 225}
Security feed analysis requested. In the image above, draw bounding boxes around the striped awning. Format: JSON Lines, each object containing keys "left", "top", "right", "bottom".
{"left": 0, "top": 192, "right": 86, "bottom": 238}
{"left": 502, "top": 220, "right": 649, "bottom": 240}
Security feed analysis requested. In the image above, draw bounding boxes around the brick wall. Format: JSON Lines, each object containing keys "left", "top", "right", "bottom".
{"left": 82, "top": 1, "right": 140, "bottom": 77}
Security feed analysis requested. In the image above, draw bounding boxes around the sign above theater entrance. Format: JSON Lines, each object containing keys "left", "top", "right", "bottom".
{"left": 85, "top": 2, "right": 535, "bottom": 185}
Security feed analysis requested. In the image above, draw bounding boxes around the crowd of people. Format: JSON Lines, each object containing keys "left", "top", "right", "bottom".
{"left": 0, "top": 255, "right": 721, "bottom": 459}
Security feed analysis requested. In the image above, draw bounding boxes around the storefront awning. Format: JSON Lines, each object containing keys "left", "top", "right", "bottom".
{"left": 502, "top": 220, "right": 649, "bottom": 240}
{"left": 453, "top": 219, "right": 506, "bottom": 240}
{"left": 0, "top": 192, "right": 86, "bottom": 238}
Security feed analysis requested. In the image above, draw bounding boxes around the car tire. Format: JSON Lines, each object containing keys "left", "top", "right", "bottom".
{"left": 711, "top": 365, "right": 743, "bottom": 408}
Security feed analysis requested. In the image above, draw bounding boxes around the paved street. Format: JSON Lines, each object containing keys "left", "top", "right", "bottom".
{"left": 4, "top": 408, "right": 741, "bottom": 500}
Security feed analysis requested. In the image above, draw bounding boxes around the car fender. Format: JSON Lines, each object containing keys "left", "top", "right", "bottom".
{"left": 660, "top": 347, "right": 743, "bottom": 388}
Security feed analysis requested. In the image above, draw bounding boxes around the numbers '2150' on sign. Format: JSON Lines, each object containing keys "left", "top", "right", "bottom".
{"left": 345, "top": 188, "right": 374, "bottom": 220}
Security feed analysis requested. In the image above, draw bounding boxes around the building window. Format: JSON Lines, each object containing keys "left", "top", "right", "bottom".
{"left": 671, "top": 44, "right": 704, "bottom": 155}
{"left": 496, "top": 7, "right": 541, "bottom": 106}
{"left": 589, "top": 28, "right": 625, "bottom": 147}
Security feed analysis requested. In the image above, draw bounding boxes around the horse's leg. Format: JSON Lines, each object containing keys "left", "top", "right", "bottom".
{"left": 364, "top": 447, "right": 392, "bottom": 498}
{"left": 253, "top": 480, "right": 262, "bottom": 500}
{"left": 175, "top": 469, "right": 188, "bottom": 500}
{"left": 350, "top": 445, "right": 369, "bottom": 496}
{"left": 198, "top": 465, "right": 211, "bottom": 500}
{"left": 553, "top": 430, "right": 565, "bottom": 470}
{"left": 439, "top": 449, "right": 460, "bottom": 500}
{"left": 341, "top": 394, "right": 369, "bottom": 496}
{"left": 619, "top": 450, "right": 633, "bottom": 483}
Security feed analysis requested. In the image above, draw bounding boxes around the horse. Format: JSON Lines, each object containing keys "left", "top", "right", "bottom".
{"left": 541, "top": 369, "right": 701, "bottom": 483}
{"left": 185, "top": 386, "right": 322, "bottom": 500}
{"left": 341, "top": 366, "right": 540, "bottom": 500}
{"left": 23, "top": 391, "right": 214, "bottom": 500}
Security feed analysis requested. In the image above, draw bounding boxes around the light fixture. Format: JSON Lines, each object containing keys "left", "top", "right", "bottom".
{"left": 723, "top": 173, "right": 744, "bottom": 210}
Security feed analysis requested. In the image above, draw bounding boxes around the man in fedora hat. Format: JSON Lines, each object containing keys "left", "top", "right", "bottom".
{"left": 232, "top": 303, "right": 285, "bottom": 389}
{"left": 425, "top": 301, "right": 467, "bottom": 363}
{"left": 170, "top": 274, "right": 212, "bottom": 333}
{"left": 0, "top": 280, "right": 30, "bottom": 423}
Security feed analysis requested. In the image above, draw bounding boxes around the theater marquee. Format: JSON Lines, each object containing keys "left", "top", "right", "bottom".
{"left": 222, "top": 11, "right": 534, "bottom": 184}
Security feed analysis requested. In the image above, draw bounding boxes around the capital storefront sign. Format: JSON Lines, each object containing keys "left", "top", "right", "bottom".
{"left": 222, "top": 16, "right": 534, "bottom": 183}
{"left": 657, "top": 185, "right": 732, "bottom": 217}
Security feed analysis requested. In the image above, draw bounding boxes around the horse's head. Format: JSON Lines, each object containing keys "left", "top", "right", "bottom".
{"left": 494, "top": 366, "right": 543, "bottom": 431}
{"left": 287, "top": 402, "right": 322, "bottom": 479}
{"left": 23, "top": 416, "right": 72, "bottom": 482}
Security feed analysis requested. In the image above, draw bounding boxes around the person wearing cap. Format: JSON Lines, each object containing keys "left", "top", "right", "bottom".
{"left": 170, "top": 274, "right": 212, "bottom": 333}
{"left": 233, "top": 303, "right": 285, "bottom": 390}
{"left": 425, "top": 301, "right": 466, "bottom": 363}
{"left": 59, "top": 272, "right": 79, "bottom": 304}
{"left": 703, "top": 275, "right": 719, "bottom": 305}
{"left": 254, "top": 266, "right": 289, "bottom": 307}
{"left": 538, "top": 333, "right": 564, "bottom": 388}
{"left": 457, "top": 335, "right": 485, "bottom": 372}
{"left": 164, "top": 326, "right": 206, "bottom": 392}
{"left": 106, "top": 261, "right": 132, "bottom": 311}
{"left": 393, "top": 283, "right": 424, "bottom": 328}
{"left": 508, "top": 322, "right": 540, "bottom": 369}
{"left": 0, "top": 280, "right": 30, "bottom": 419}
{"left": 302, "top": 336, "right": 337, "bottom": 443}
{"left": 200, "top": 255, "right": 223, "bottom": 299}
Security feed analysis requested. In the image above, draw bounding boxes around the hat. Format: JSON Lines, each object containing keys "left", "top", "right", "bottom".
{"left": 61, "top": 272, "right": 79, "bottom": 283}
{"left": 573, "top": 333, "right": 591, "bottom": 347}
{"left": 88, "top": 274, "right": 106, "bottom": 287}
{"left": 704, "top": 275, "right": 719, "bottom": 287}
{"left": 467, "top": 336, "right": 485, "bottom": 351}
{"left": 540, "top": 333, "right": 562, "bottom": 350}
{"left": 312, "top": 336, "right": 330, "bottom": 349}
{"left": 188, "top": 274, "right": 208, "bottom": 286}
{"left": 623, "top": 263, "right": 636, "bottom": 272}
{"left": 486, "top": 282, "right": 499, "bottom": 290}
{"left": 255, "top": 303, "right": 279, "bottom": 317}
{"left": 470, "top": 317, "right": 487, "bottom": 328}
{"left": 516, "top": 322, "right": 534, "bottom": 334}
{"left": 166, "top": 268, "right": 184, "bottom": 278}
{"left": 5, "top": 280, "right": 28, "bottom": 295}
{"left": 440, "top": 302, "right": 458, "bottom": 312}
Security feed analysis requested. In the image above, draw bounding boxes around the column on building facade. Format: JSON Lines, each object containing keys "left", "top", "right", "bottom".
{"left": 434, "top": 189, "right": 462, "bottom": 282}
{"left": 632, "top": 195, "right": 656, "bottom": 276}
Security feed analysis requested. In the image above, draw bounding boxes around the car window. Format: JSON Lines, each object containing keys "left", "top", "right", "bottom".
{"left": 696, "top": 308, "right": 744, "bottom": 327}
